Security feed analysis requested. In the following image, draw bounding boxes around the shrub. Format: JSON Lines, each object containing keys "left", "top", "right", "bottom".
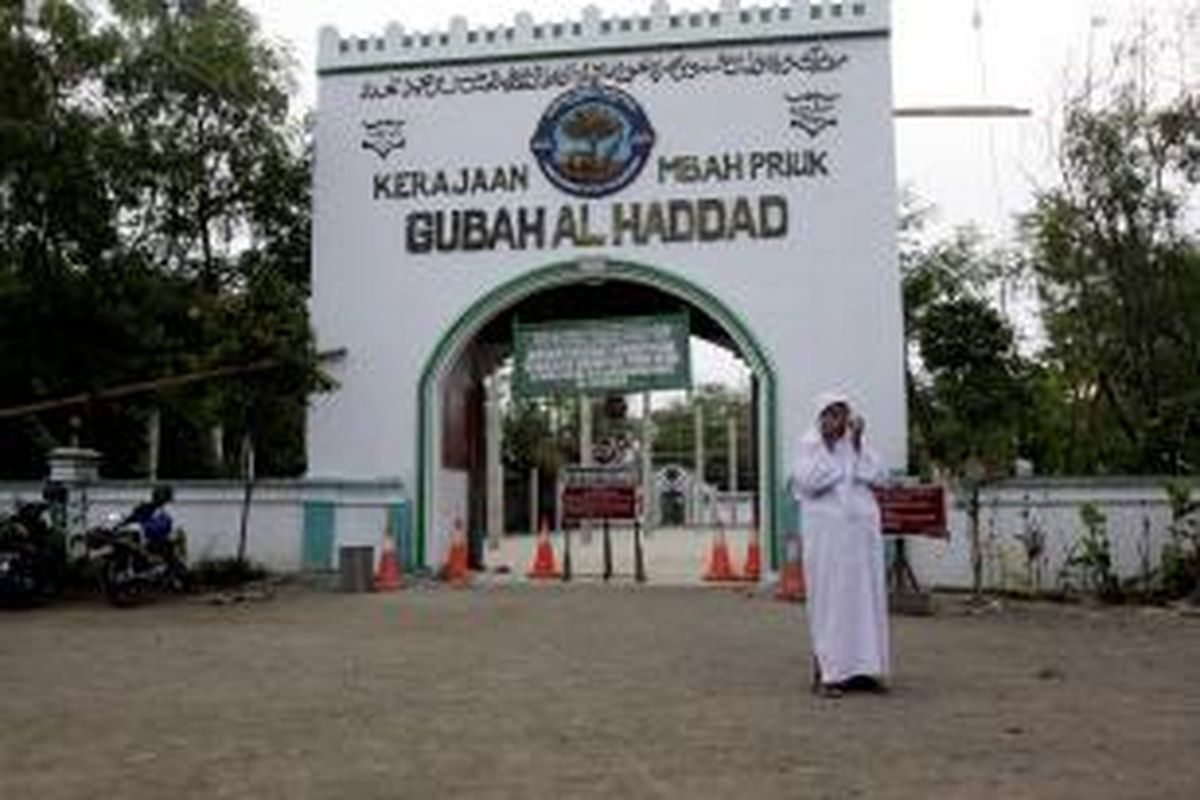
{"left": 189, "top": 557, "right": 269, "bottom": 590}
{"left": 1061, "top": 503, "right": 1122, "bottom": 602}
{"left": 1161, "top": 482, "right": 1199, "bottom": 603}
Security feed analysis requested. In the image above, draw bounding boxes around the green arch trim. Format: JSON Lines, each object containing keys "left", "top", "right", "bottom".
{"left": 416, "top": 259, "right": 782, "bottom": 571}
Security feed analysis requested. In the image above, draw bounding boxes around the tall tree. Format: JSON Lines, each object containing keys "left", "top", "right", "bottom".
{"left": 103, "top": 0, "right": 300, "bottom": 289}
{"left": 1023, "top": 23, "right": 1200, "bottom": 474}
{"left": 901, "top": 218, "right": 1029, "bottom": 479}
{"left": 0, "top": 0, "right": 322, "bottom": 479}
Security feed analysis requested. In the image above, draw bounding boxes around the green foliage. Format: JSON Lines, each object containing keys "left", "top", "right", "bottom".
{"left": 102, "top": 0, "right": 299, "bottom": 287}
{"left": 1160, "top": 480, "right": 1200, "bottom": 601}
{"left": 901, "top": 218, "right": 1029, "bottom": 479}
{"left": 650, "top": 384, "right": 753, "bottom": 489}
{"left": 1061, "top": 503, "right": 1122, "bottom": 602}
{"left": 903, "top": 17, "right": 1199, "bottom": 480}
{"left": 0, "top": 1, "right": 322, "bottom": 479}
{"left": 1022, "top": 67, "right": 1200, "bottom": 474}
{"left": 502, "top": 396, "right": 577, "bottom": 476}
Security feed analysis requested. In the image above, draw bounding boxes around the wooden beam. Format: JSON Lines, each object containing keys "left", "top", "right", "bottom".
{"left": 0, "top": 348, "right": 347, "bottom": 421}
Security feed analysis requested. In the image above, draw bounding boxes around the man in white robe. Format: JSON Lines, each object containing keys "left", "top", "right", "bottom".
{"left": 792, "top": 392, "right": 890, "bottom": 696}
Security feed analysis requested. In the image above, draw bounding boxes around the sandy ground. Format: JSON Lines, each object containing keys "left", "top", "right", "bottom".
{"left": 2, "top": 583, "right": 1199, "bottom": 800}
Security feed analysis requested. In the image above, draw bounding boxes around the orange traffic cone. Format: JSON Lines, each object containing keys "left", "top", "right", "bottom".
{"left": 442, "top": 519, "right": 470, "bottom": 587}
{"left": 776, "top": 534, "right": 806, "bottom": 602}
{"left": 374, "top": 520, "right": 403, "bottom": 592}
{"left": 703, "top": 529, "right": 739, "bottom": 582}
{"left": 741, "top": 529, "right": 762, "bottom": 583}
{"left": 527, "top": 518, "right": 561, "bottom": 579}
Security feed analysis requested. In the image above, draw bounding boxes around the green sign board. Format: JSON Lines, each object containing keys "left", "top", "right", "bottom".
{"left": 514, "top": 314, "right": 690, "bottom": 396}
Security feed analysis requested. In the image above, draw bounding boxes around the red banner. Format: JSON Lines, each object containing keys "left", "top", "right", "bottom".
{"left": 873, "top": 485, "right": 947, "bottom": 538}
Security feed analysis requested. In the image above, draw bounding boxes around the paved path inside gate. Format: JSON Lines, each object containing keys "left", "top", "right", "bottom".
{"left": 485, "top": 525, "right": 760, "bottom": 584}
{"left": 3, "top": 585, "right": 1199, "bottom": 799}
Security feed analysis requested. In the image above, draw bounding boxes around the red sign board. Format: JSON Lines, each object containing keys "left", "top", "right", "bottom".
{"left": 561, "top": 465, "right": 639, "bottom": 522}
{"left": 873, "top": 485, "right": 947, "bottom": 538}
{"left": 562, "top": 486, "right": 638, "bottom": 522}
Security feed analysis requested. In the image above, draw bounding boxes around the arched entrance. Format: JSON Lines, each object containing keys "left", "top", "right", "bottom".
{"left": 415, "top": 259, "right": 780, "bottom": 576}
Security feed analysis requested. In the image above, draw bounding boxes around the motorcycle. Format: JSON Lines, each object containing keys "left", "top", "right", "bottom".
{"left": 0, "top": 500, "right": 66, "bottom": 608}
{"left": 80, "top": 488, "right": 189, "bottom": 607}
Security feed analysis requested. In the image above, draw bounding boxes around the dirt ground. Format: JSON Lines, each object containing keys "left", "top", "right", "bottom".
{"left": 2, "top": 583, "right": 1199, "bottom": 800}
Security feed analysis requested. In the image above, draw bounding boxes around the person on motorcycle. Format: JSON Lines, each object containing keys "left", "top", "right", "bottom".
{"left": 85, "top": 485, "right": 188, "bottom": 605}
{"left": 123, "top": 485, "right": 177, "bottom": 563}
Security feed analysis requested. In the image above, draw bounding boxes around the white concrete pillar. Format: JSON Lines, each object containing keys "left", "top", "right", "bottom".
{"left": 727, "top": 414, "right": 738, "bottom": 526}
{"left": 549, "top": 399, "right": 560, "bottom": 535}
{"left": 692, "top": 402, "right": 704, "bottom": 525}
{"left": 485, "top": 375, "right": 503, "bottom": 550}
{"left": 46, "top": 447, "right": 99, "bottom": 544}
{"left": 529, "top": 466, "right": 540, "bottom": 535}
{"left": 580, "top": 394, "right": 593, "bottom": 465}
{"left": 641, "top": 391, "right": 654, "bottom": 532}
{"left": 579, "top": 395, "right": 594, "bottom": 539}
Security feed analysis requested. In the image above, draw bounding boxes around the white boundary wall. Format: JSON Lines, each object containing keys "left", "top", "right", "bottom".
{"left": 0, "top": 480, "right": 406, "bottom": 573}
{"left": 3, "top": 476, "right": 1194, "bottom": 590}
{"left": 906, "top": 478, "right": 1197, "bottom": 593}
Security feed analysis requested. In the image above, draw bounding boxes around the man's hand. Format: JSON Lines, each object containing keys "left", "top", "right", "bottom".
{"left": 849, "top": 414, "right": 865, "bottom": 452}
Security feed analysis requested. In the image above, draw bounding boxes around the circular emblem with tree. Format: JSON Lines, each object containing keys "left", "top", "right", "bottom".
{"left": 530, "top": 82, "right": 657, "bottom": 198}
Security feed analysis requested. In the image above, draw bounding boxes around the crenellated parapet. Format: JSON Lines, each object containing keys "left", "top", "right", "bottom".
{"left": 318, "top": 0, "right": 889, "bottom": 73}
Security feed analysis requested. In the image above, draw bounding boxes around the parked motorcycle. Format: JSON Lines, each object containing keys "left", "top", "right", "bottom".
{"left": 80, "top": 486, "right": 189, "bottom": 607}
{"left": 0, "top": 499, "right": 66, "bottom": 608}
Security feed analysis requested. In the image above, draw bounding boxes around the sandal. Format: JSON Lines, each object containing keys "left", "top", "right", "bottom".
{"left": 844, "top": 675, "right": 890, "bottom": 694}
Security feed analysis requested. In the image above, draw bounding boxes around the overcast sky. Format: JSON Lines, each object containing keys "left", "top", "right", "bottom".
{"left": 240, "top": 0, "right": 1194, "bottom": 241}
